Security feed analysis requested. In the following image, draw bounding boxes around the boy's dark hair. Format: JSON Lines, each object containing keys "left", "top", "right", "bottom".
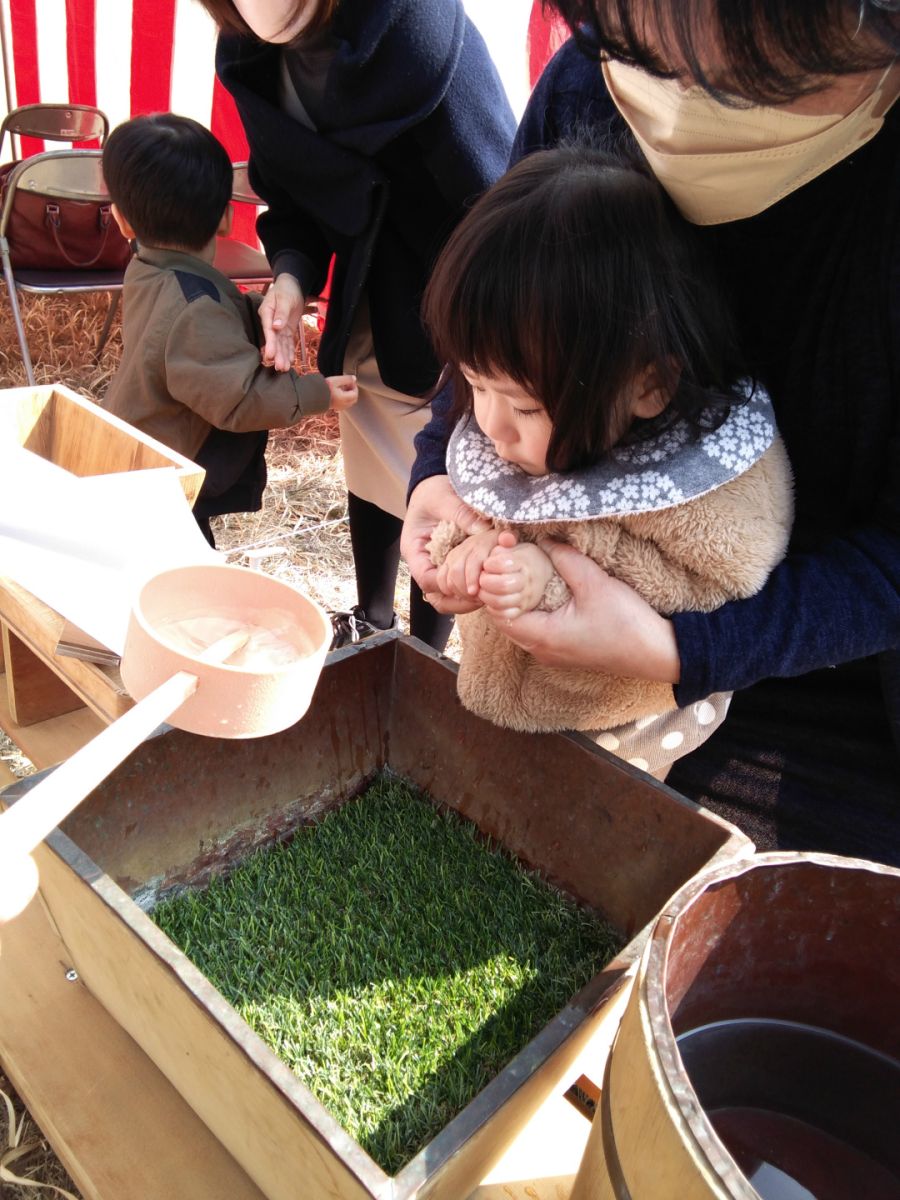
{"left": 423, "top": 143, "right": 746, "bottom": 474}
{"left": 548, "top": 0, "right": 900, "bottom": 107}
{"left": 196, "top": 0, "right": 337, "bottom": 42}
{"left": 103, "top": 114, "right": 232, "bottom": 252}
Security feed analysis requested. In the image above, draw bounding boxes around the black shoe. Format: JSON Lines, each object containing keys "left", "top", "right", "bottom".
{"left": 329, "top": 606, "right": 396, "bottom": 650}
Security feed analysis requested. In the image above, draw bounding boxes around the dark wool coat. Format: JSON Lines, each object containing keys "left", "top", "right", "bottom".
{"left": 215, "top": 0, "right": 516, "bottom": 394}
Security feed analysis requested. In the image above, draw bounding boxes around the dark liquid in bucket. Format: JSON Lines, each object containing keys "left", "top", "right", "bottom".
{"left": 676, "top": 1019, "right": 900, "bottom": 1200}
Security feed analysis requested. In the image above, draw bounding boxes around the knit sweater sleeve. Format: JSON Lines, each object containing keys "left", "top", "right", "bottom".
{"left": 674, "top": 527, "right": 900, "bottom": 704}
{"left": 675, "top": 134, "right": 900, "bottom": 704}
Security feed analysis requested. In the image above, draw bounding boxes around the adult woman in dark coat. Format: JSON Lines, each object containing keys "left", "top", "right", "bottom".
{"left": 200, "top": 0, "right": 516, "bottom": 647}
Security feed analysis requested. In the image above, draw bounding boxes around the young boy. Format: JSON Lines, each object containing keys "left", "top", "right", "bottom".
{"left": 102, "top": 113, "right": 356, "bottom": 545}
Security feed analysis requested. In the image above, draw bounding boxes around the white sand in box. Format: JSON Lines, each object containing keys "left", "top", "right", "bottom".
{"left": 156, "top": 611, "right": 317, "bottom": 670}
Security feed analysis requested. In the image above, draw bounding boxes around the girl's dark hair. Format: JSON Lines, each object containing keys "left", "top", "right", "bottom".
{"left": 548, "top": 0, "right": 900, "bottom": 106}
{"left": 423, "top": 144, "right": 746, "bottom": 474}
{"left": 197, "top": 0, "right": 337, "bottom": 42}
{"left": 103, "top": 114, "right": 232, "bottom": 251}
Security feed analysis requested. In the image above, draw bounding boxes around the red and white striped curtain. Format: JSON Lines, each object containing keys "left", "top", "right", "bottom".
{"left": 0, "top": 0, "right": 570, "bottom": 246}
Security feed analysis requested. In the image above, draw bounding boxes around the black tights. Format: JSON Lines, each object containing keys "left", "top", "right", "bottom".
{"left": 347, "top": 491, "right": 453, "bottom": 652}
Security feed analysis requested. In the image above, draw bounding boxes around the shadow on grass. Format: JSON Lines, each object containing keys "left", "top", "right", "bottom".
{"left": 152, "top": 776, "right": 620, "bottom": 1174}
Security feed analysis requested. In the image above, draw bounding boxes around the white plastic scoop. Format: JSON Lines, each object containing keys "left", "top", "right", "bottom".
{"left": 0, "top": 562, "right": 332, "bottom": 920}
{"left": 0, "top": 629, "right": 249, "bottom": 866}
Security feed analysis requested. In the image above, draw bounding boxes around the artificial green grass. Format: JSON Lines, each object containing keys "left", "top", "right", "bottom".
{"left": 152, "top": 774, "right": 622, "bottom": 1174}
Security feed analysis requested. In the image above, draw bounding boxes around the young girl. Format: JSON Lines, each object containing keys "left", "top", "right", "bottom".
{"left": 424, "top": 145, "right": 794, "bottom": 779}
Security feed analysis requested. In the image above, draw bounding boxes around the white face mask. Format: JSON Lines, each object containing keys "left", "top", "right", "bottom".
{"left": 233, "top": 0, "right": 313, "bottom": 43}
{"left": 603, "top": 58, "right": 899, "bottom": 224}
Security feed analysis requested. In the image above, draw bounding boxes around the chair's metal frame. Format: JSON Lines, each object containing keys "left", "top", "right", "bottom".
{"left": 0, "top": 102, "right": 109, "bottom": 160}
{"left": 1, "top": 105, "right": 117, "bottom": 385}
{"left": 0, "top": 149, "right": 125, "bottom": 385}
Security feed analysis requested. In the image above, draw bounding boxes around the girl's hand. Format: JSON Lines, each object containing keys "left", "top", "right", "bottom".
{"left": 401, "top": 476, "right": 492, "bottom": 614}
{"left": 326, "top": 374, "right": 358, "bottom": 410}
{"left": 260, "top": 274, "right": 305, "bottom": 371}
{"left": 490, "top": 538, "right": 682, "bottom": 682}
{"left": 479, "top": 538, "right": 554, "bottom": 619}
{"left": 436, "top": 529, "right": 501, "bottom": 601}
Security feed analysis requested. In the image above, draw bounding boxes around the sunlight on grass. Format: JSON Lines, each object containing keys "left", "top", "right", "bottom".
{"left": 153, "top": 773, "right": 622, "bottom": 1172}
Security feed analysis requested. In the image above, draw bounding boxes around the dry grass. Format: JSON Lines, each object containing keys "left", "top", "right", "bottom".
{"left": 0, "top": 1069, "right": 81, "bottom": 1199}
{"left": 0, "top": 288, "right": 446, "bottom": 1193}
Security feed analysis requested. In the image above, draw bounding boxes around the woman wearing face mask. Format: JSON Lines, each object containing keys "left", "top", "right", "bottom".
{"left": 198, "top": 0, "right": 516, "bottom": 649}
{"left": 404, "top": 0, "right": 900, "bottom": 863}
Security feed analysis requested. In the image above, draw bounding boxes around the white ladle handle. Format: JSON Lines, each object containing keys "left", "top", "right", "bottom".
{"left": 0, "top": 629, "right": 250, "bottom": 859}
{"left": 1, "top": 670, "right": 198, "bottom": 859}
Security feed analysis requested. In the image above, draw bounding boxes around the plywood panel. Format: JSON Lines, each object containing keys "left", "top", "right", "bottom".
{"left": 0, "top": 682, "right": 105, "bottom": 768}
{"left": 36, "top": 834, "right": 389, "bottom": 1200}
{"left": 0, "top": 577, "right": 131, "bottom": 724}
{"left": 7, "top": 384, "right": 204, "bottom": 503}
{"left": 0, "top": 842, "right": 271, "bottom": 1200}
{"left": 386, "top": 640, "right": 752, "bottom": 935}
{"left": 415, "top": 970, "right": 635, "bottom": 1200}
{"left": 3, "top": 624, "right": 84, "bottom": 724}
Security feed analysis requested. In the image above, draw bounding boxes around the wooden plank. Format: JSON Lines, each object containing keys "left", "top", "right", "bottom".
{"left": 0, "top": 841, "right": 270, "bottom": 1200}
{"left": 467, "top": 1093, "right": 588, "bottom": 1200}
{"left": 3, "top": 623, "right": 85, "bottom": 725}
{"left": 0, "top": 682, "right": 105, "bottom": 768}
{"left": 418, "top": 971, "right": 634, "bottom": 1200}
{"left": 0, "top": 577, "right": 132, "bottom": 725}
{"left": 36, "top": 832, "right": 389, "bottom": 1200}
{"left": 7, "top": 383, "right": 204, "bottom": 504}
{"left": 465, "top": 977, "right": 632, "bottom": 1200}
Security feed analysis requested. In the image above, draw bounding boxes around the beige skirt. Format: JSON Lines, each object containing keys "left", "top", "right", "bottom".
{"left": 340, "top": 299, "right": 433, "bottom": 519}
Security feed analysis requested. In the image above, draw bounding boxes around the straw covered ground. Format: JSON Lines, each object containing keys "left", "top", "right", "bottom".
{"left": 0, "top": 289, "right": 448, "bottom": 1195}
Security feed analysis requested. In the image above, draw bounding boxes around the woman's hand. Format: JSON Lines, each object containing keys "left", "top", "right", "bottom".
{"left": 260, "top": 273, "right": 305, "bottom": 371}
{"left": 490, "top": 538, "right": 682, "bottom": 682}
{"left": 401, "top": 475, "right": 492, "bottom": 614}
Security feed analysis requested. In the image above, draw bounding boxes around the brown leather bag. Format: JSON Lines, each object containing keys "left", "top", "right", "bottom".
{"left": 0, "top": 160, "right": 132, "bottom": 271}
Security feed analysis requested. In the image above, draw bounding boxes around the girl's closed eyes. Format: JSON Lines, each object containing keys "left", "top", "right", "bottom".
{"left": 461, "top": 369, "right": 553, "bottom": 477}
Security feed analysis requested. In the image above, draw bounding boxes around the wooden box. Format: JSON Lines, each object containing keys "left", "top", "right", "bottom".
{"left": 0, "top": 636, "right": 753, "bottom": 1200}
{"left": 0, "top": 382, "right": 205, "bottom": 504}
{"left": 0, "top": 383, "right": 205, "bottom": 762}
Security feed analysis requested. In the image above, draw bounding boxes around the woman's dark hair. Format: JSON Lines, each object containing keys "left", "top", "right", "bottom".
{"left": 548, "top": 0, "right": 900, "bottom": 106}
{"left": 103, "top": 114, "right": 233, "bottom": 251}
{"left": 197, "top": 0, "right": 337, "bottom": 42}
{"left": 423, "top": 143, "right": 746, "bottom": 474}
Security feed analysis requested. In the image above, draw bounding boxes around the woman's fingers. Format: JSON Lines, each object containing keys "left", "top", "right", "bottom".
{"left": 260, "top": 275, "right": 304, "bottom": 371}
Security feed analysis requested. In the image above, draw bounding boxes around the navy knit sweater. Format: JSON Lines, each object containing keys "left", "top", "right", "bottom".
{"left": 411, "top": 38, "right": 900, "bottom": 750}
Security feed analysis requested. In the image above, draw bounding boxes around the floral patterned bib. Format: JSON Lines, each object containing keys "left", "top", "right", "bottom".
{"left": 447, "top": 383, "right": 776, "bottom": 523}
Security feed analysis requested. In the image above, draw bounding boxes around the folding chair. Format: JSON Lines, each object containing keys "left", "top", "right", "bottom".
{"left": 0, "top": 149, "right": 127, "bottom": 384}
{"left": 0, "top": 102, "right": 109, "bottom": 160}
{"left": 215, "top": 162, "right": 309, "bottom": 367}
